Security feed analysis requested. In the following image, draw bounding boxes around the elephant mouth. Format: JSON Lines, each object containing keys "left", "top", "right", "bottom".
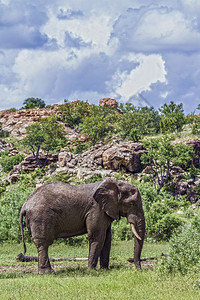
{"left": 130, "top": 223, "right": 142, "bottom": 240}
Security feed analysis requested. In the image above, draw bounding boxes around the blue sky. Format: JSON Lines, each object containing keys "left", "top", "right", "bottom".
{"left": 0, "top": 0, "right": 200, "bottom": 114}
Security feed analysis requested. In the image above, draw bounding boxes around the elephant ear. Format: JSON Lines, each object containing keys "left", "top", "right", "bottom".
{"left": 93, "top": 178, "right": 119, "bottom": 220}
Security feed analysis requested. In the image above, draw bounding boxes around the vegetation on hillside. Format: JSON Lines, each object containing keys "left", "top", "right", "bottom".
{"left": 22, "top": 97, "right": 46, "bottom": 109}
{"left": 0, "top": 99, "right": 200, "bottom": 276}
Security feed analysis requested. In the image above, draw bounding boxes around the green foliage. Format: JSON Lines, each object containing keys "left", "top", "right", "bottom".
{"left": 172, "top": 143, "right": 194, "bottom": 168}
{"left": 83, "top": 174, "right": 103, "bottom": 184}
{"left": 39, "top": 115, "right": 66, "bottom": 153}
{"left": 118, "top": 105, "right": 160, "bottom": 140}
{"left": 73, "top": 142, "right": 88, "bottom": 154}
{"left": 58, "top": 100, "right": 90, "bottom": 126}
{"left": 68, "top": 139, "right": 89, "bottom": 154}
{"left": 43, "top": 171, "right": 70, "bottom": 183}
{"left": 159, "top": 101, "right": 185, "bottom": 133}
{"left": 145, "top": 202, "right": 183, "bottom": 241}
{"left": 80, "top": 105, "right": 115, "bottom": 145}
{"left": 131, "top": 180, "right": 185, "bottom": 241}
{"left": 129, "top": 128, "right": 141, "bottom": 142}
{"left": 18, "top": 168, "right": 47, "bottom": 187}
{"left": 141, "top": 135, "right": 193, "bottom": 191}
{"left": 160, "top": 220, "right": 200, "bottom": 274}
{"left": 0, "top": 184, "right": 6, "bottom": 196}
{"left": 22, "top": 97, "right": 46, "bottom": 109}
{"left": 191, "top": 115, "right": 200, "bottom": 135}
{"left": 112, "top": 218, "right": 132, "bottom": 241}
{"left": 0, "top": 183, "right": 34, "bottom": 241}
{"left": 22, "top": 115, "right": 66, "bottom": 161}
{"left": 8, "top": 107, "right": 17, "bottom": 112}
{"left": 0, "top": 150, "right": 9, "bottom": 157}
{"left": 0, "top": 153, "right": 25, "bottom": 173}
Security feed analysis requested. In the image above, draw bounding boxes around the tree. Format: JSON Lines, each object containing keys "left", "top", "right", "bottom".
{"left": 22, "top": 115, "right": 66, "bottom": 165}
{"left": 141, "top": 136, "right": 194, "bottom": 192}
{"left": 80, "top": 105, "right": 114, "bottom": 145}
{"left": 118, "top": 105, "right": 161, "bottom": 140}
{"left": 159, "top": 101, "right": 185, "bottom": 133}
{"left": 58, "top": 100, "right": 90, "bottom": 127}
{"left": 22, "top": 98, "right": 46, "bottom": 109}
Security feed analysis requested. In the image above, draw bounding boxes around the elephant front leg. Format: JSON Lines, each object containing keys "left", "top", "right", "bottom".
{"left": 100, "top": 225, "right": 111, "bottom": 269}
{"left": 34, "top": 240, "right": 54, "bottom": 274}
{"left": 88, "top": 232, "right": 106, "bottom": 269}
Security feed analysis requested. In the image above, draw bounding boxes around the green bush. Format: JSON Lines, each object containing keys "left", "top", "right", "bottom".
{"left": 131, "top": 181, "right": 184, "bottom": 241}
{"left": 112, "top": 218, "right": 132, "bottom": 241}
{"left": 0, "top": 153, "right": 25, "bottom": 173}
{"left": 145, "top": 202, "right": 183, "bottom": 241}
{"left": 43, "top": 171, "right": 70, "bottom": 183}
{"left": 0, "top": 150, "right": 9, "bottom": 157}
{"left": 0, "top": 183, "right": 34, "bottom": 241}
{"left": 160, "top": 221, "right": 200, "bottom": 274}
{"left": 73, "top": 142, "right": 88, "bottom": 154}
{"left": 0, "top": 185, "right": 7, "bottom": 196}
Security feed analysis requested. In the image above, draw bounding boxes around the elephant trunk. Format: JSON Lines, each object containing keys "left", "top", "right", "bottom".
{"left": 130, "top": 216, "right": 145, "bottom": 269}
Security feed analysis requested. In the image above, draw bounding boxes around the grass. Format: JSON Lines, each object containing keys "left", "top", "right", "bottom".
{"left": 0, "top": 241, "right": 199, "bottom": 299}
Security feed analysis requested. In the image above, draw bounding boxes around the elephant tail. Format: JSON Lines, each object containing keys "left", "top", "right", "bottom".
{"left": 20, "top": 209, "right": 27, "bottom": 255}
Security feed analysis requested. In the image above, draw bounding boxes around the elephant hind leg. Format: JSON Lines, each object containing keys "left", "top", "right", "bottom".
{"left": 100, "top": 225, "right": 111, "bottom": 269}
{"left": 34, "top": 239, "right": 54, "bottom": 274}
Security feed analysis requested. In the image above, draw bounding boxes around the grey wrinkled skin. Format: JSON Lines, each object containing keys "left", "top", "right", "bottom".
{"left": 20, "top": 178, "right": 145, "bottom": 274}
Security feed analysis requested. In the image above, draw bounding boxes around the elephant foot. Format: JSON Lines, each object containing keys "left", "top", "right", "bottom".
{"left": 100, "top": 266, "right": 109, "bottom": 270}
{"left": 38, "top": 267, "right": 55, "bottom": 275}
{"left": 134, "top": 261, "right": 141, "bottom": 269}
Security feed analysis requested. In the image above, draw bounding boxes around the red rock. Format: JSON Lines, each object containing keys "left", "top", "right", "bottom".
{"left": 99, "top": 98, "right": 118, "bottom": 108}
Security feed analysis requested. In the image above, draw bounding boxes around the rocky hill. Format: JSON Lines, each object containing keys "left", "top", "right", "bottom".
{"left": 1, "top": 100, "right": 200, "bottom": 205}
{"left": 0, "top": 105, "right": 59, "bottom": 137}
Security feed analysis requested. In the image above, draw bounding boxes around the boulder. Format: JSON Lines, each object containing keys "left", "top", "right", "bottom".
{"left": 0, "top": 105, "right": 60, "bottom": 137}
{"left": 57, "top": 140, "right": 146, "bottom": 176}
{"left": 99, "top": 98, "right": 118, "bottom": 108}
{"left": 102, "top": 142, "right": 146, "bottom": 173}
{"left": 58, "top": 152, "right": 73, "bottom": 167}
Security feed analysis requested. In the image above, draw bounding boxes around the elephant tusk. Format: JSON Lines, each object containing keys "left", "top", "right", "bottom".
{"left": 130, "top": 223, "right": 142, "bottom": 240}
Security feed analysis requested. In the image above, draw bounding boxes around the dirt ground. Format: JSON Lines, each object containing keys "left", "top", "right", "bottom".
{"left": 0, "top": 261, "right": 154, "bottom": 274}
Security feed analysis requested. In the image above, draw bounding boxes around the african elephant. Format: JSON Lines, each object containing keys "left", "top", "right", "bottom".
{"left": 20, "top": 178, "right": 145, "bottom": 274}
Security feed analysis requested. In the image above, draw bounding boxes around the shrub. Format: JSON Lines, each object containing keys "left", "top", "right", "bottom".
{"left": 112, "top": 218, "right": 132, "bottom": 241}
{"left": 159, "top": 101, "right": 185, "bottom": 133}
{"left": 0, "top": 183, "right": 34, "bottom": 241}
{"left": 43, "top": 171, "right": 70, "bottom": 183}
{"left": 22, "top": 97, "right": 45, "bottom": 109}
{"left": 73, "top": 142, "right": 88, "bottom": 154}
{"left": 83, "top": 174, "right": 103, "bottom": 184}
{"left": 80, "top": 105, "right": 114, "bottom": 145}
{"left": 160, "top": 221, "right": 200, "bottom": 274}
{"left": 141, "top": 136, "right": 193, "bottom": 192}
{"left": 0, "top": 153, "right": 25, "bottom": 173}
{"left": 58, "top": 100, "right": 90, "bottom": 127}
{"left": 118, "top": 105, "right": 160, "bottom": 139}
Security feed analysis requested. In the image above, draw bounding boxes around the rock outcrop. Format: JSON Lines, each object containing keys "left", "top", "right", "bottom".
{"left": 9, "top": 154, "right": 58, "bottom": 183}
{"left": 0, "top": 139, "right": 13, "bottom": 153}
{"left": 99, "top": 98, "right": 118, "bottom": 108}
{"left": 58, "top": 140, "right": 146, "bottom": 174}
{"left": 0, "top": 105, "right": 59, "bottom": 137}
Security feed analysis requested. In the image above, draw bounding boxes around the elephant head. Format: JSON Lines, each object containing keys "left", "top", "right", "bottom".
{"left": 93, "top": 178, "right": 145, "bottom": 268}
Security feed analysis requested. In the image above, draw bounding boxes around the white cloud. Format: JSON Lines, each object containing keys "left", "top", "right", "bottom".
{"left": 110, "top": 54, "right": 166, "bottom": 102}
{"left": 0, "top": 0, "right": 200, "bottom": 113}
{"left": 111, "top": 6, "right": 200, "bottom": 53}
{"left": 42, "top": 10, "right": 113, "bottom": 53}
